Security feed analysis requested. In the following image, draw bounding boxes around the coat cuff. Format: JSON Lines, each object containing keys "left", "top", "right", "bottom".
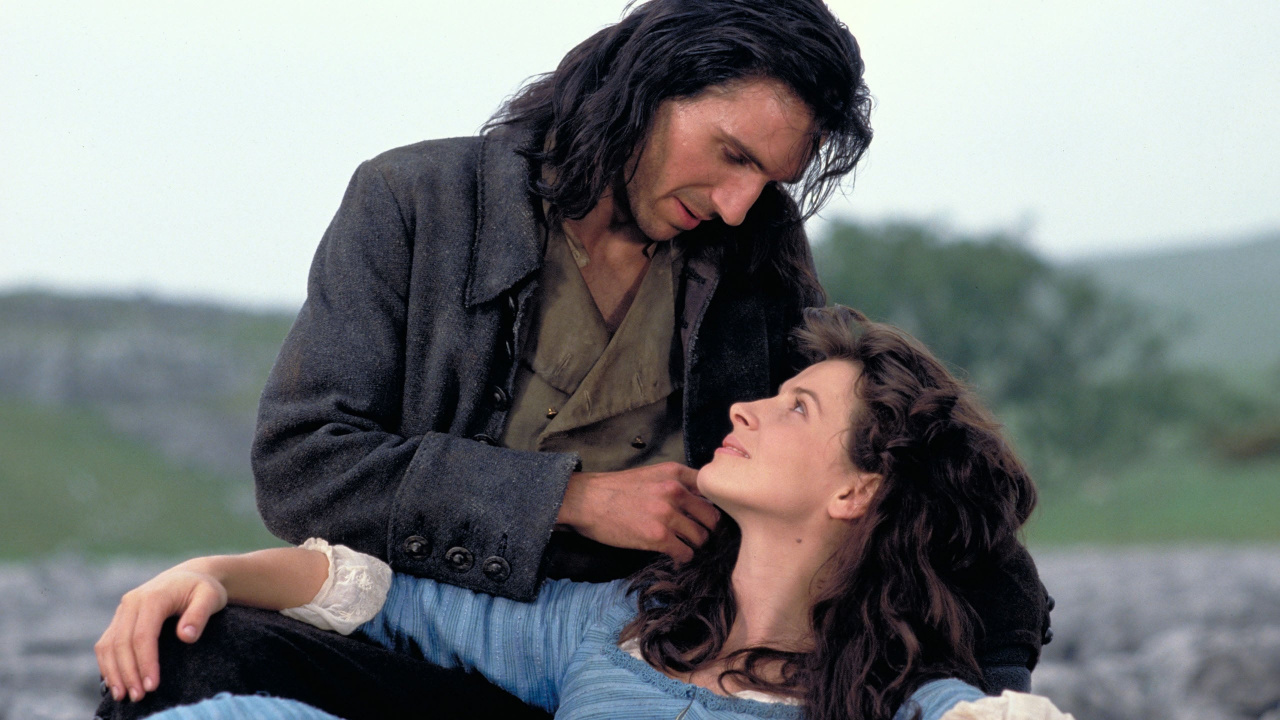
{"left": 386, "top": 433, "right": 579, "bottom": 601}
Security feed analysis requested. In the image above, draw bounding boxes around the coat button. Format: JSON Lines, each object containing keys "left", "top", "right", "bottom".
{"left": 482, "top": 556, "right": 511, "bottom": 583}
{"left": 444, "top": 547, "right": 474, "bottom": 573}
{"left": 631, "top": 436, "right": 647, "bottom": 449}
{"left": 491, "top": 386, "right": 510, "bottom": 410}
{"left": 1045, "top": 594, "right": 1056, "bottom": 612}
{"left": 546, "top": 407, "right": 558, "bottom": 419}
{"left": 506, "top": 295, "right": 518, "bottom": 313}
{"left": 472, "top": 434, "right": 498, "bottom": 446}
{"left": 1042, "top": 626, "right": 1054, "bottom": 645}
{"left": 402, "top": 535, "right": 430, "bottom": 558}
{"left": 504, "top": 339, "right": 515, "bottom": 361}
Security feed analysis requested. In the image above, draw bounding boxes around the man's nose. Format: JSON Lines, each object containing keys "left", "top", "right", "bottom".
{"left": 711, "top": 174, "right": 767, "bottom": 227}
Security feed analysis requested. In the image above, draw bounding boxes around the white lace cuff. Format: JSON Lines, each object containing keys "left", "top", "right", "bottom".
{"left": 279, "top": 538, "right": 392, "bottom": 635}
{"left": 940, "top": 691, "right": 1076, "bottom": 720}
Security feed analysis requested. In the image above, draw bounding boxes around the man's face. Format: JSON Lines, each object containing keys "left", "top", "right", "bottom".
{"left": 621, "top": 77, "right": 816, "bottom": 242}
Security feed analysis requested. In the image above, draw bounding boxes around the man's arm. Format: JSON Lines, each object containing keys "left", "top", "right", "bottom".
{"left": 252, "top": 154, "right": 579, "bottom": 601}
{"left": 253, "top": 150, "right": 717, "bottom": 600}
{"left": 963, "top": 541, "right": 1051, "bottom": 693}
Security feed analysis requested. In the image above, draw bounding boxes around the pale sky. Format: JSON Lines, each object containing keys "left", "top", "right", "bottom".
{"left": 2, "top": 1, "right": 1277, "bottom": 309}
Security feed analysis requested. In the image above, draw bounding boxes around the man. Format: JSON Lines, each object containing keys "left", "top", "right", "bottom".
{"left": 97, "top": 1, "right": 1049, "bottom": 717}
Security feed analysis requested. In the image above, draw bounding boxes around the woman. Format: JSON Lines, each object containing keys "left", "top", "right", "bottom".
{"left": 96, "top": 306, "right": 1070, "bottom": 720}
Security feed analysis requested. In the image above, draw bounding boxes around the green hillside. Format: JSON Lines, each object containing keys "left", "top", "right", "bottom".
{"left": 0, "top": 399, "right": 280, "bottom": 558}
{"left": 1025, "top": 448, "right": 1280, "bottom": 545}
{"left": 3, "top": 228, "right": 1279, "bottom": 560}
{"left": 1069, "top": 232, "right": 1280, "bottom": 373}
{"left": 0, "top": 291, "right": 291, "bottom": 558}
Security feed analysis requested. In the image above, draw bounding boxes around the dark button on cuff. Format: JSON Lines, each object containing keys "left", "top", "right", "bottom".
{"left": 1042, "top": 627, "right": 1054, "bottom": 645}
{"left": 472, "top": 434, "right": 498, "bottom": 446}
{"left": 444, "top": 546, "right": 474, "bottom": 573}
{"left": 482, "top": 556, "right": 511, "bottom": 583}
{"left": 402, "top": 535, "right": 430, "bottom": 558}
{"left": 491, "top": 386, "right": 510, "bottom": 410}
{"left": 1046, "top": 594, "right": 1056, "bottom": 612}
{"left": 631, "top": 436, "right": 647, "bottom": 449}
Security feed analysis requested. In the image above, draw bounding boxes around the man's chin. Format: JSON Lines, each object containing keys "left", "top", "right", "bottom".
{"left": 633, "top": 217, "right": 681, "bottom": 243}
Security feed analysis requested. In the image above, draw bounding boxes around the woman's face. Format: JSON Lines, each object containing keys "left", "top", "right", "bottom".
{"left": 698, "top": 359, "right": 870, "bottom": 526}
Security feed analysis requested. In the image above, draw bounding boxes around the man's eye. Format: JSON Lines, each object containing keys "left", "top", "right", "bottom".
{"left": 725, "top": 150, "right": 750, "bottom": 166}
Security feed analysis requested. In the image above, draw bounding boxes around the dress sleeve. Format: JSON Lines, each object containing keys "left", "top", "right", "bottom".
{"left": 279, "top": 538, "right": 392, "bottom": 635}
{"left": 896, "top": 679, "right": 987, "bottom": 720}
{"left": 252, "top": 155, "right": 579, "bottom": 601}
{"left": 357, "top": 574, "right": 628, "bottom": 713}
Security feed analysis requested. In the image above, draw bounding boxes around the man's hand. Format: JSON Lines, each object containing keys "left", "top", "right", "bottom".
{"left": 556, "top": 462, "right": 721, "bottom": 562}
{"left": 94, "top": 563, "right": 228, "bottom": 704}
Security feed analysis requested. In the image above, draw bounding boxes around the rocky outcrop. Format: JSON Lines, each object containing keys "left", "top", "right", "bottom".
{"left": 1032, "top": 546, "right": 1280, "bottom": 720}
{"left": 0, "top": 292, "right": 292, "bottom": 478}
{"left": 2, "top": 547, "right": 1279, "bottom": 719}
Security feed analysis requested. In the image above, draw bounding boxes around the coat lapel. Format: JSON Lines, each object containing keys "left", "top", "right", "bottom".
{"left": 465, "top": 126, "right": 544, "bottom": 307}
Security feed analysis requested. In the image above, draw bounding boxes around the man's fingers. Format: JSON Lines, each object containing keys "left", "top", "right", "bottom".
{"left": 669, "top": 511, "right": 712, "bottom": 550}
{"left": 666, "top": 464, "right": 702, "bottom": 492}
{"left": 675, "top": 490, "right": 721, "bottom": 535}
{"left": 660, "top": 534, "right": 696, "bottom": 564}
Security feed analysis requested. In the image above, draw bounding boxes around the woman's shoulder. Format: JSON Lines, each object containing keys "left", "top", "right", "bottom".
{"left": 901, "top": 678, "right": 987, "bottom": 720}
{"left": 537, "top": 577, "right": 635, "bottom": 616}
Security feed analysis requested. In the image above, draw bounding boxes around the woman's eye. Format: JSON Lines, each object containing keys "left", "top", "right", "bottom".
{"left": 791, "top": 399, "right": 806, "bottom": 415}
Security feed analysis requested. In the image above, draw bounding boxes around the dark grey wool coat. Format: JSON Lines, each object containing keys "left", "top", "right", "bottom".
{"left": 251, "top": 124, "right": 811, "bottom": 598}
{"left": 250, "top": 125, "right": 1049, "bottom": 691}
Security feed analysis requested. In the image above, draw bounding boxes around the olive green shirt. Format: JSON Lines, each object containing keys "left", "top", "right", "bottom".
{"left": 500, "top": 225, "right": 685, "bottom": 469}
{"left": 499, "top": 224, "right": 686, "bottom": 579}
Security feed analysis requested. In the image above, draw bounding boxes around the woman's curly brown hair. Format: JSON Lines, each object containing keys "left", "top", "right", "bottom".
{"left": 621, "top": 305, "right": 1037, "bottom": 720}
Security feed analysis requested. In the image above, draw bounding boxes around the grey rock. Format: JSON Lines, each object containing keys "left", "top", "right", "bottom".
{"left": 1032, "top": 546, "right": 1280, "bottom": 720}
{"left": 3, "top": 547, "right": 1280, "bottom": 719}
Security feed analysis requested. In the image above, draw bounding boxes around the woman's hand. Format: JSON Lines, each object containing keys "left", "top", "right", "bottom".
{"left": 94, "top": 561, "right": 228, "bottom": 704}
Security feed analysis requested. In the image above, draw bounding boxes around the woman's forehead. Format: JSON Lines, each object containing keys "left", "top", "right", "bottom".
{"left": 786, "top": 359, "right": 860, "bottom": 404}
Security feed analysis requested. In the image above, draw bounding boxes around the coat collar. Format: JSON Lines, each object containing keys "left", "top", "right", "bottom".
{"left": 465, "top": 124, "right": 544, "bottom": 307}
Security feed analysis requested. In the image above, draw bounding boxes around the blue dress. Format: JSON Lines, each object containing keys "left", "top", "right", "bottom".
{"left": 144, "top": 575, "right": 985, "bottom": 720}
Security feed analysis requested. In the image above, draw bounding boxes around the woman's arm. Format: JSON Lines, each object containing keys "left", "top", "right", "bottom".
{"left": 94, "top": 547, "right": 328, "bottom": 704}
{"left": 360, "top": 575, "right": 628, "bottom": 712}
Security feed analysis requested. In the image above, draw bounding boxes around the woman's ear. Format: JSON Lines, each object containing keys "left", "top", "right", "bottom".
{"left": 829, "top": 472, "right": 882, "bottom": 521}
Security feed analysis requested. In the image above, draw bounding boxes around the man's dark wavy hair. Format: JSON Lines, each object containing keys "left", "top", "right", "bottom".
{"left": 621, "top": 306, "right": 1038, "bottom": 720}
{"left": 485, "top": 0, "right": 872, "bottom": 301}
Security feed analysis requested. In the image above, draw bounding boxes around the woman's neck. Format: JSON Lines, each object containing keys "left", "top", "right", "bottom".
{"left": 668, "top": 524, "right": 841, "bottom": 696}
{"left": 723, "top": 521, "right": 844, "bottom": 654}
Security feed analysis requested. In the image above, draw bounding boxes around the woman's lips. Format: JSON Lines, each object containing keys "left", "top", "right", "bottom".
{"left": 716, "top": 435, "right": 750, "bottom": 458}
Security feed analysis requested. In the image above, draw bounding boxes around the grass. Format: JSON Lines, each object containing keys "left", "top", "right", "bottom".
{"left": 1025, "top": 448, "right": 1280, "bottom": 545}
{"left": 0, "top": 400, "right": 281, "bottom": 559}
{"left": 2, "top": 396, "right": 1276, "bottom": 560}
